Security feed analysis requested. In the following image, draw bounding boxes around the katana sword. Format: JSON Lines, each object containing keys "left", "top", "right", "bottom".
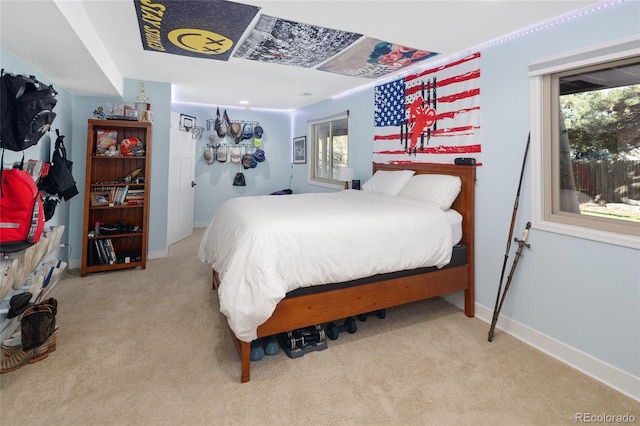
{"left": 488, "top": 222, "right": 532, "bottom": 342}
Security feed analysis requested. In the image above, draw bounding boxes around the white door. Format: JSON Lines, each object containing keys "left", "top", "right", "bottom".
{"left": 167, "top": 111, "right": 195, "bottom": 245}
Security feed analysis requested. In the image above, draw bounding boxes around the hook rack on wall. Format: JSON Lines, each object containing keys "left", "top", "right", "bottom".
{"left": 205, "top": 142, "right": 260, "bottom": 152}
{"left": 206, "top": 119, "right": 260, "bottom": 131}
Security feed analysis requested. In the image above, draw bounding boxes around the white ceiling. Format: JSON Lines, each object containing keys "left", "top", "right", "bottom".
{"left": 0, "top": 0, "right": 604, "bottom": 110}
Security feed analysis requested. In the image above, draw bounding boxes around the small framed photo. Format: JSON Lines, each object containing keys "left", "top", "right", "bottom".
{"left": 125, "top": 109, "right": 138, "bottom": 120}
{"left": 90, "top": 191, "right": 111, "bottom": 207}
{"left": 179, "top": 114, "right": 196, "bottom": 131}
{"left": 293, "top": 136, "right": 306, "bottom": 164}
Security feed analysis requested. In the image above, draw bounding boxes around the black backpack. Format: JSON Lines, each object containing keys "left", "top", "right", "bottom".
{"left": 38, "top": 132, "right": 79, "bottom": 201}
{"left": 0, "top": 69, "right": 57, "bottom": 152}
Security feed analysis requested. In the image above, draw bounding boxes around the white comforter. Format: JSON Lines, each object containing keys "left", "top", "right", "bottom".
{"left": 198, "top": 190, "right": 453, "bottom": 342}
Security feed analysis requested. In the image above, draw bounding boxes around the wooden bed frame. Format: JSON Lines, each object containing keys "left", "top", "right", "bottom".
{"left": 211, "top": 162, "right": 476, "bottom": 383}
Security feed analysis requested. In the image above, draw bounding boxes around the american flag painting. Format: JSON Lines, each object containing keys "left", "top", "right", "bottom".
{"left": 373, "top": 52, "right": 481, "bottom": 164}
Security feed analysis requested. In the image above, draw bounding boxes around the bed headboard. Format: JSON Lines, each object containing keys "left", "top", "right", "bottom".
{"left": 372, "top": 162, "right": 476, "bottom": 262}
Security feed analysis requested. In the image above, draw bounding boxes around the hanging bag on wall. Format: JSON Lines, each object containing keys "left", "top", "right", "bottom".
{"left": 0, "top": 167, "right": 45, "bottom": 253}
{"left": 0, "top": 69, "right": 57, "bottom": 152}
{"left": 233, "top": 171, "right": 246, "bottom": 187}
{"left": 39, "top": 131, "right": 78, "bottom": 201}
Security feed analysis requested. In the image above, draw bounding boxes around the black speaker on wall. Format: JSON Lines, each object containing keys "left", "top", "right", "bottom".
{"left": 351, "top": 179, "right": 361, "bottom": 190}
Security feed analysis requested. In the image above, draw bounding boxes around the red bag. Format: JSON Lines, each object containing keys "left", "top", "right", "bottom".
{"left": 0, "top": 168, "right": 44, "bottom": 252}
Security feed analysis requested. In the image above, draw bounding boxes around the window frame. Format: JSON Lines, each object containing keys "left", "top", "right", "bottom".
{"left": 307, "top": 111, "right": 350, "bottom": 189}
{"left": 529, "top": 36, "right": 640, "bottom": 249}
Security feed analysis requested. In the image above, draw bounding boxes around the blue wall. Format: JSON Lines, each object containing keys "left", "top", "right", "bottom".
{"left": 170, "top": 104, "right": 292, "bottom": 225}
{"left": 475, "top": 1, "right": 639, "bottom": 378}
{"left": 291, "top": 89, "right": 375, "bottom": 194}
{"left": 267, "top": 3, "right": 640, "bottom": 388}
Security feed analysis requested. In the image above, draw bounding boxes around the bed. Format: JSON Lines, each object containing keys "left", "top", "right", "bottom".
{"left": 199, "top": 162, "right": 475, "bottom": 382}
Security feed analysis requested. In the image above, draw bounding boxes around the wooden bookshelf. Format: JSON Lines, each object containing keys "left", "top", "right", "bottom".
{"left": 81, "top": 119, "right": 152, "bottom": 276}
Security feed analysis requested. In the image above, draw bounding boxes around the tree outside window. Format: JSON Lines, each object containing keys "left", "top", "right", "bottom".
{"left": 557, "top": 61, "right": 640, "bottom": 223}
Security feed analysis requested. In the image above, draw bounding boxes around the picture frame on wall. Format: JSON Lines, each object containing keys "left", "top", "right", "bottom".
{"left": 293, "top": 136, "right": 306, "bottom": 164}
{"left": 179, "top": 114, "right": 196, "bottom": 131}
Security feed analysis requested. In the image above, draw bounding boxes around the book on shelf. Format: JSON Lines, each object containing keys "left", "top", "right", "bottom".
{"left": 94, "top": 185, "right": 115, "bottom": 192}
{"left": 103, "top": 240, "right": 111, "bottom": 264}
{"left": 125, "top": 189, "right": 144, "bottom": 205}
{"left": 110, "top": 186, "right": 129, "bottom": 205}
{"left": 102, "top": 240, "right": 111, "bottom": 264}
{"left": 105, "top": 239, "right": 117, "bottom": 264}
{"left": 126, "top": 189, "right": 144, "bottom": 198}
{"left": 93, "top": 239, "right": 116, "bottom": 265}
{"left": 94, "top": 240, "right": 106, "bottom": 264}
{"left": 120, "top": 185, "right": 129, "bottom": 205}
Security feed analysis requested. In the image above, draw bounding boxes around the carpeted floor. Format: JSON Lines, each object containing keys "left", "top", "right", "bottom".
{"left": 1, "top": 229, "right": 638, "bottom": 425}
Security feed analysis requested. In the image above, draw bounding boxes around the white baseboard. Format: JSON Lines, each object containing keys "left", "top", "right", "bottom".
{"left": 68, "top": 259, "right": 80, "bottom": 270}
{"left": 443, "top": 293, "right": 640, "bottom": 402}
{"left": 148, "top": 249, "right": 167, "bottom": 260}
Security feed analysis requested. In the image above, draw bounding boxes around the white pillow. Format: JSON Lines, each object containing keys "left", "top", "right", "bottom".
{"left": 362, "top": 170, "right": 416, "bottom": 196}
{"left": 396, "top": 174, "right": 462, "bottom": 210}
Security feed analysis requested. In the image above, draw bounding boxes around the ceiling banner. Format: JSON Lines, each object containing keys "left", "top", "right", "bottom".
{"left": 133, "top": 0, "right": 260, "bottom": 61}
{"left": 233, "top": 15, "right": 363, "bottom": 68}
{"left": 318, "top": 38, "right": 438, "bottom": 79}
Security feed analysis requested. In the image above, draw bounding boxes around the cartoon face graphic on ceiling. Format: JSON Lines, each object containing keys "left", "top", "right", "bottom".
{"left": 168, "top": 28, "right": 233, "bottom": 55}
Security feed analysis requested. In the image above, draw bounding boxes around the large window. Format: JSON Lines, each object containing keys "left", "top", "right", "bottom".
{"left": 308, "top": 112, "right": 349, "bottom": 187}
{"left": 530, "top": 37, "right": 640, "bottom": 248}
